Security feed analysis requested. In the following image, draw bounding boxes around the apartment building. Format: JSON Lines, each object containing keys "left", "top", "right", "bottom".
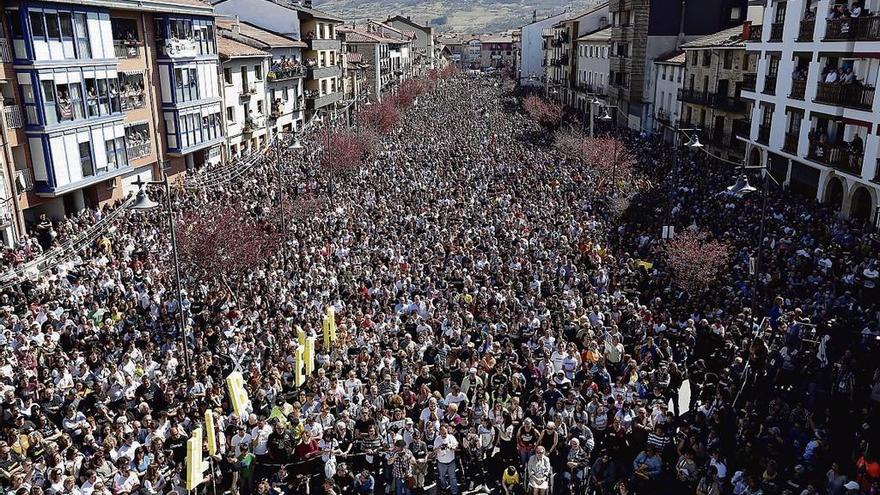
{"left": 365, "top": 21, "right": 414, "bottom": 83}
{"left": 740, "top": 0, "right": 880, "bottom": 222}
{"left": 607, "top": 0, "right": 748, "bottom": 131}
{"left": 678, "top": 26, "right": 752, "bottom": 162}
{"left": 338, "top": 27, "right": 393, "bottom": 100}
{"left": 544, "top": 4, "right": 611, "bottom": 107}
{"left": 478, "top": 35, "right": 515, "bottom": 70}
{"left": 520, "top": 11, "right": 579, "bottom": 87}
{"left": 0, "top": 0, "right": 217, "bottom": 230}
{"left": 213, "top": 0, "right": 344, "bottom": 120}
{"left": 216, "top": 19, "right": 306, "bottom": 141}
{"left": 386, "top": 16, "right": 435, "bottom": 75}
{"left": 218, "top": 33, "right": 270, "bottom": 159}
{"left": 651, "top": 50, "right": 684, "bottom": 140}
{"left": 575, "top": 26, "right": 612, "bottom": 103}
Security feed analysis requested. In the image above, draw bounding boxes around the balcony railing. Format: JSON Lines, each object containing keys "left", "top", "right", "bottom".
{"left": 743, "top": 73, "right": 757, "bottom": 92}
{"left": 240, "top": 86, "right": 257, "bottom": 98}
{"left": 307, "top": 65, "right": 342, "bottom": 80}
{"left": 113, "top": 40, "right": 140, "bottom": 59}
{"left": 306, "top": 90, "right": 342, "bottom": 110}
{"left": 815, "top": 82, "right": 875, "bottom": 110}
{"left": 769, "top": 22, "right": 784, "bottom": 41}
{"left": 783, "top": 131, "right": 799, "bottom": 153}
{"left": 798, "top": 19, "right": 815, "bottom": 41}
{"left": 733, "top": 119, "right": 750, "bottom": 139}
{"left": 126, "top": 141, "right": 151, "bottom": 160}
{"left": 763, "top": 75, "right": 777, "bottom": 94}
{"left": 0, "top": 39, "right": 11, "bottom": 63}
{"left": 757, "top": 124, "right": 771, "bottom": 144}
{"left": 748, "top": 24, "right": 763, "bottom": 41}
{"left": 3, "top": 105, "right": 23, "bottom": 129}
{"left": 790, "top": 78, "right": 806, "bottom": 99}
{"left": 808, "top": 142, "right": 864, "bottom": 176}
{"left": 825, "top": 16, "right": 880, "bottom": 41}
{"left": 162, "top": 38, "right": 198, "bottom": 58}
{"left": 678, "top": 89, "right": 747, "bottom": 112}
{"left": 120, "top": 92, "right": 146, "bottom": 111}
{"left": 267, "top": 66, "right": 305, "bottom": 81}
{"left": 15, "top": 169, "right": 33, "bottom": 193}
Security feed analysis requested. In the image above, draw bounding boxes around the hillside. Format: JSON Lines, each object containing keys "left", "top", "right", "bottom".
{"left": 313, "top": 0, "right": 603, "bottom": 33}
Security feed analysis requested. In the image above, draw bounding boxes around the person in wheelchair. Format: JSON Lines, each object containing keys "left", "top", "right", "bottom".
{"left": 563, "top": 437, "right": 590, "bottom": 491}
{"left": 526, "top": 446, "right": 553, "bottom": 495}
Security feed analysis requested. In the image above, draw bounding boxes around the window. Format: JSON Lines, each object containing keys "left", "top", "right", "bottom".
{"left": 79, "top": 142, "right": 94, "bottom": 177}
{"left": 257, "top": 100, "right": 263, "bottom": 114}
{"left": 45, "top": 13, "right": 61, "bottom": 40}
{"left": 59, "top": 13, "right": 73, "bottom": 39}
{"left": 7, "top": 10, "right": 23, "bottom": 38}
{"left": 255, "top": 64, "right": 263, "bottom": 80}
{"left": 42, "top": 81, "right": 59, "bottom": 125}
{"left": 175, "top": 67, "right": 199, "bottom": 102}
{"left": 74, "top": 13, "right": 91, "bottom": 58}
{"left": 662, "top": 66, "right": 667, "bottom": 80}
{"left": 702, "top": 51, "right": 711, "bottom": 67}
{"left": 723, "top": 51, "right": 733, "bottom": 70}
{"left": 30, "top": 12, "right": 45, "bottom": 37}
{"left": 731, "top": 7, "right": 742, "bottom": 20}
{"left": 226, "top": 105, "right": 235, "bottom": 121}
{"left": 224, "top": 68, "right": 232, "bottom": 85}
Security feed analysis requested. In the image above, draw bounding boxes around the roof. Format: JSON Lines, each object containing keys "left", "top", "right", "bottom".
{"left": 680, "top": 25, "right": 745, "bottom": 49}
{"left": 366, "top": 20, "right": 415, "bottom": 41}
{"left": 338, "top": 27, "right": 396, "bottom": 44}
{"left": 216, "top": 19, "right": 306, "bottom": 48}
{"left": 386, "top": 15, "right": 433, "bottom": 33}
{"left": 478, "top": 34, "right": 513, "bottom": 43}
{"left": 654, "top": 50, "right": 685, "bottom": 65}
{"left": 557, "top": 2, "right": 610, "bottom": 26}
{"left": 81, "top": 0, "right": 213, "bottom": 14}
{"left": 154, "top": 0, "right": 213, "bottom": 8}
{"left": 520, "top": 10, "right": 579, "bottom": 28}
{"left": 577, "top": 25, "right": 611, "bottom": 42}
{"left": 218, "top": 35, "right": 270, "bottom": 58}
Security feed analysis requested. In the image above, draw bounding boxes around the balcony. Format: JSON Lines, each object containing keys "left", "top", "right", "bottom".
{"left": 808, "top": 142, "right": 864, "bottom": 176}
{"left": 825, "top": 16, "right": 880, "bottom": 41}
{"left": 3, "top": 104, "right": 23, "bottom": 129}
{"left": 126, "top": 141, "right": 151, "bottom": 160}
{"left": 815, "top": 82, "right": 875, "bottom": 110}
{"left": 769, "top": 22, "right": 784, "bottom": 41}
{"left": 307, "top": 64, "right": 342, "bottom": 80}
{"left": 268, "top": 66, "right": 305, "bottom": 81}
{"left": 757, "top": 124, "right": 771, "bottom": 144}
{"left": 0, "top": 39, "right": 11, "bottom": 63}
{"left": 678, "top": 89, "right": 746, "bottom": 112}
{"left": 305, "top": 90, "right": 342, "bottom": 110}
{"left": 120, "top": 91, "right": 146, "bottom": 111}
{"left": 743, "top": 73, "right": 757, "bottom": 92}
{"left": 113, "top": 41, "right": 140, "bottom": 59}
{"left": 790, "top": 78, "right": 806, "bottom": 100}
{"left": 733, "top": 119, "right": 750, "bottom": 139}
{"left": 162, "top": 38, "right": 198, "bottom": 58}
{"left": 763, "top": 75, "right": 777, "bottom": 95}
{"left": 239, "top": 85, "right": 257, "bottom": 99}
{"left": 798, "top": 19, "right": 815, "bottom": 41}
{"left": 748, "top": 24, "right": 763, "bottom": 41}
{"left": 305, "top": 37, "right": 341, "bottom": 51}
{"left": 783, "top": 131, "right": 799, "bottom": 153}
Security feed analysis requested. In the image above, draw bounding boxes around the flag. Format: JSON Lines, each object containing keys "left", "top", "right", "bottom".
{"left": 304, "top": 336, "right": 315, "bottom": 375}
{"left": 186, "top": 427, "right": 206, "bottom": 491}
{"left": 204, "top": 411, "right": 217, "bottom": 456}
{"left": 226, "top": 371, "right": 250, "bottom": 417}
{"left": 635, "top": 259, "right": 654, "bottom": 270}
{"left": 294, "top": 346, "right": 305, "bottom": 387}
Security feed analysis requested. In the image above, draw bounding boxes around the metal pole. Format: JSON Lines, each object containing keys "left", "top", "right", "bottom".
{"left": 589, "top": 99, "right": 595, "bottom": 138}
{"left": 163, "top": 172, "right": 193, "bottom": 379}
{"left": 279, "top": 162, "right": 288, "bottom": 272}
{"left": 752, "top": 169, "right": 770, "bottom": 339}
{"left": 611, "top": 138, "right": 618, "bottom": 196}
{"left": 326, "top": 110, "right": 333, "bottom": 201}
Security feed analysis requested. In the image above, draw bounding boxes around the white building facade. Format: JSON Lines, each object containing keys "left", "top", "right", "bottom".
{"left": 519, "top": 11, "right": 577, "bottom": 86}
{"left": 741, "top": 0, "right": 880, "bottom": 222}
{"left": 652, "top": 52, "right": 684, "bottom": 136}
{"left": 574, "top": 25, "right": 611, "bottom": 116}
{"left": 219, "top": 37, "right": 270, "bottom": 159}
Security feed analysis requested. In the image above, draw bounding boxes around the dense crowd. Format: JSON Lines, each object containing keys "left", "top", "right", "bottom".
{"left": 0, "top": 74, "right": 878, "bottom": 495}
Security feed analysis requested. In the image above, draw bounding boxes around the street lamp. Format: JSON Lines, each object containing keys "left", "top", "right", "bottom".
{"left": 277, "top": 134, "right": 304, "bottom": 272}
{"left": 599, "top": 108, "right": 612, "bottom": 121}
{"left": 686, "top": 133, "right": 704, "bottom": 149}
{"left": 130, "top": 171, "right": 193, "bottom": 380}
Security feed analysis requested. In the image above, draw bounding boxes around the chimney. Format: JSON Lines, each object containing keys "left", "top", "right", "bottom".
{"left": 533, "top": 10, "right": 537, "bottom": 23}
{"left": 233, "top": 15, "right": 240, "bottom": 35}
{"left": 303, "top": 0, "right": 312, "bottom": 7}
{"left": 742, "top": 20, "right": 752, "bottom": 41}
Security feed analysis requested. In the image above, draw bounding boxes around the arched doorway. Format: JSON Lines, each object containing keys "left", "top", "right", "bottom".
{"left": 850, "top": 186, "right": 872, "bottom": 220}
{"left": 825, "top": 176, "right": 845, "bottom": 212}
{"left": 749, "top": 147, "right": 762, "bottom": 167}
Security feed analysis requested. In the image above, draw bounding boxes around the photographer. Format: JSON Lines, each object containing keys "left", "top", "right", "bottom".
{"left": 432, "top": 425, "right": 458, "bottom": 495}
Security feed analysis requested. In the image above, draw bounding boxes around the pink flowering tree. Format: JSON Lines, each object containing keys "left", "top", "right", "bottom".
{"left": 358, "top": 98, "right": 400, "bottom": 135}
{"left": 662, "top": 231, "right": 731, "bottom": 291}
{"left": 176, "top": 204, "right": 277, "bottom": 297}
{"left": 554, "top": 131, "right": 641, "bottom": 193}
{"left": 523, "top": 95, "right": 564, "bottom": 128}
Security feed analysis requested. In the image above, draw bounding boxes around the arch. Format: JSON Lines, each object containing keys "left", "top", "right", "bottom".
{"left": 824, "top": 176, "right": 845, "bottom": 211}
{"left": 749, "top": 147, "right": 762, "bottom": 168}
{"left": 850, "top": 186, "right": 873, "bottom": 220}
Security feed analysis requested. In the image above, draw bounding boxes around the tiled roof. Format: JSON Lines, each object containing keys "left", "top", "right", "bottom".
{"left": 339, "top": 27, "right": 396, "bottom": 44}
{"left": 681, "top": 25, "right": 745, "bottom": 49}
{"left": 216, "top": 19, "right": 306, "bottom": 48}
{"left": 218, "top": 36, "right": 270, "bottom": 58}
{"left": 577, "top": 26, "right": 611, "bottom": 42}
{"left": 154, "top": 0, "right": 213, "bottom": 8}
{"left": 654, "top": 50, "right": 685, "bottom": 65}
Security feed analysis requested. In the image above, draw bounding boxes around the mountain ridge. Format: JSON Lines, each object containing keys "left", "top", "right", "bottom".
{"left": 312, "top": 0, "right": 603, "bottom": 33}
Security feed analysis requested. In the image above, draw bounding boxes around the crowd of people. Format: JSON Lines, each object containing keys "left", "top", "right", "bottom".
{"left": 0, "top": 74, "right": 878, "bottom": 495}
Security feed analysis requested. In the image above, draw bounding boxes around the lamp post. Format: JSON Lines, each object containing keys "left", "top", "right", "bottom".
{"left": 280, "top": 134, "right": 304, "bottom": 272}
{"left": 130, "top": 171, "right": 193, "bottom": 380}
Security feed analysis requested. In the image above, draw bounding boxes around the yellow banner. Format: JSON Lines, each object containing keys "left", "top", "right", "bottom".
{"left": 226, "top": 371, "right": 249, "bottom": 417}
{"left": 204, "top": 411, "right": 217, "bottom": 457}
{"left": 186, "top": 427, "right": 205, "bottom": 491}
